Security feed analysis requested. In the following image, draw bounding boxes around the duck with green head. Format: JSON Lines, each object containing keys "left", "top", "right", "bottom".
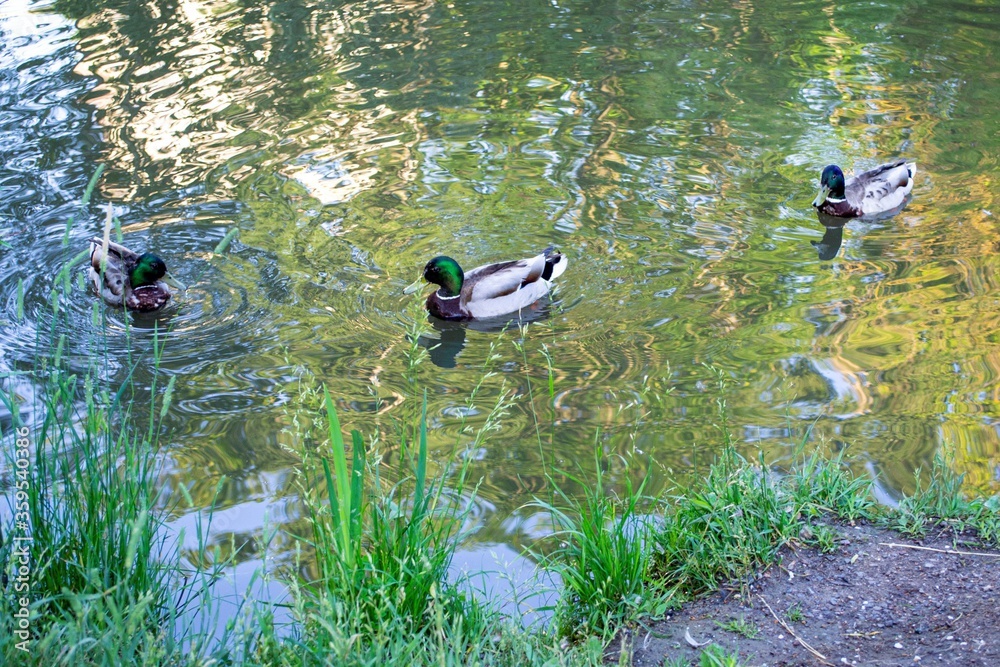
{"left": 404, "top": 247, "right": 567, "bottom": 321}
{"left": 812, "top": 160, "right": 916, "bottom": 218}
{"left": 89, "top": 237, "right": 184, "bottom": 312}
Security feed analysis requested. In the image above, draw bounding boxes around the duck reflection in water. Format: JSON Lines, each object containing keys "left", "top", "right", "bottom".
{"left": 811, "top": 212, "right": 847, "bottom": 261}
{"left": 416, "top": 299, "right": 557, "bottom": 369}
{"left": 101, "top": 304, "right": 179, "bottom": 331}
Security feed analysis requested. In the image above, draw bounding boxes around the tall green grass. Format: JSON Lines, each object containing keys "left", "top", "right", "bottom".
{"left": 786, "top": 448, "right": 877, "bottom": 522}
{"left": 0, "top": 194, "right": 236, "bottom": 666}
{"left": 531, "top": 450, "right": 671, "bottom": 639}
{"left": 284, "top": 389, "right": 487, "bottom": 661}
{"left": 0, "top": 332, "right": 228, "bottom": 665}
{"left": 6, "top": 346, "right": 998, "bottom": 665}
{"left": 250, "top": 384, "right": 607, "bottom": 667}
{"left": 654, "top": 446, "right": 802, "bottom": 596}
{"left": 526, "top": 381, "right": 876, "bottom": 638}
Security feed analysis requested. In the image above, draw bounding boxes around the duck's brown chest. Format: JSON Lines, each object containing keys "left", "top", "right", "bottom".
{"left": 126, "top": 285, "right": 172, "bottom": 312}
{"left": 818, "top": 199, "right": 860, "bottom": 218}
{"left": 427, "top": 293, "right": 470, "bottom": 321}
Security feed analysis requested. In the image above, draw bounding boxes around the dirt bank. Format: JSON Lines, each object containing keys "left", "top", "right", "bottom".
{"left": 622, "top": 523, "right": 1000, "bottom": 666}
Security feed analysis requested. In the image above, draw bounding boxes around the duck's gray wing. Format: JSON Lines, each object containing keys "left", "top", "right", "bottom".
{"left": 465, "top": 255, "right": 547, "bottom": 303}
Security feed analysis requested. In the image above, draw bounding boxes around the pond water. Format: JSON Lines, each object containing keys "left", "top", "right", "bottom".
{"left": 2, "top": 0, "right": 999, "bottom": 617}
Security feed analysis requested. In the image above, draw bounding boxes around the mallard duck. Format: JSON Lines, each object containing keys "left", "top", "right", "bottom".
{"left": 403, "top": 247, "right": 568, "bottom": 321}
{"left": 812, "top": 160, "right": 916, "bottom": 218}
{"left": 89, "top": 237, "right": 182, "bottom": 312}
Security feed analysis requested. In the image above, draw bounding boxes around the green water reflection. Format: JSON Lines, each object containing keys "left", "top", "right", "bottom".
{"left": 1, "top": 0, "right": 999, "bottom": 581}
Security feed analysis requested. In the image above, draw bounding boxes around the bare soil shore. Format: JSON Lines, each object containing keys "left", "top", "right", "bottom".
{"left": 622, "top": 523, "right": 1000, "bottom": 666}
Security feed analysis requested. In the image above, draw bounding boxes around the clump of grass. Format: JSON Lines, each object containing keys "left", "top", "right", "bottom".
{"left": 886, "top": 449, "right": 1000, "bottom": 543}
{"left": 648, "top": 372, "right": 880, "bottom": 601}
{"left": 786, "top": 448, "right": 876, "bottom": 522}
{"left": 265, "top": 389, "right": 488, "bottom": 665}
{"left": 662, "top": 656, "right": 690, "bottom": 667}
{"left": 651, "top": 439, "right": 877, "bottom": 599}
{"left": 699, "top": 644, "right": 746, "bottom": 667}
{"left": 715, "top": 616, "right": 759, "bottom": 639}
{"left": 650, "top": 376, "right": 801, "bottom": 596}
{"left": 654, "top": 445, "right": 801, "bottom": 596}
{"left": 800, "top": 523, "right": 841, "bottom": 553}
{"left": 0, "top": 333, "right": 222, "bottom": 665}
{"left": 784, "top": 604, "right": 804, "bottom": 624}
{"left": 486, "top": 626, "right": 606, "bottom": 667}
{"left": 532, "top": 449, "right": 671, "bottom": 640}
{"left": 256, "top": 384, "right": 615, "bottom": 667}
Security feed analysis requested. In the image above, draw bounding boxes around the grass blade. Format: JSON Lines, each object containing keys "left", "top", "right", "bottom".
{"left": 214, "top": 228, "right": 240, "bottom": 254}
{"left": 63, "top": 164, "right": 105, "bottom": 246}
{"left": 350, "top": 429, "right": 365, "bottom": 544}
{"left": 413, "top": 390, "right": 428, "bottom": 520}
{"left": 323, "top": 385, "right": 352, "bottom": 565}
{"left": 321, "top": 456, "right": 338, "bottom": 537}
{"left": 16, "top": 278, "right": 23, "bottom": 321}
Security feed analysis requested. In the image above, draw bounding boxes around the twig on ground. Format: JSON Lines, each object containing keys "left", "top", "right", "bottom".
{"left": 758, "top": 594, "right": 833, "bottom": 666}
{"left": 878, "top": 543, "right": 1000, "bottom": 558}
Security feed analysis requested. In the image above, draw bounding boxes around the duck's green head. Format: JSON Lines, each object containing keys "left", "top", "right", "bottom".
{"left": 813, "top": 165, "right": 846, "bottom": 206}
{"left": 129, "top": 252, "right": 168, "bottom": 288}
{"left": 404, "top": 256, "right": 464, "bottom": 297}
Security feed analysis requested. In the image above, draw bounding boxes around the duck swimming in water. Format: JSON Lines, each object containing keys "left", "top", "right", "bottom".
{"left": 812, "top": 160, "right": 916, "bottom": 218}
{"left": 404, "top": 247, "right": 568, "bottom": 321}
{"left": 89, "top": 237, "right": 182, "bottom": 312}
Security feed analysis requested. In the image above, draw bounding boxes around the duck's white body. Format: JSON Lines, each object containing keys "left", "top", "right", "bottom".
{"left": 460, "top": 250, "right": 568, "bottom": 320}
{"left": 854, "top": 161, "right": 916, "bottom": 216}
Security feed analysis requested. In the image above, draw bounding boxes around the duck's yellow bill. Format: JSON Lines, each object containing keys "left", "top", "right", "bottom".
{"left": 403, "top": 278, "right": 425, "bottom": 295}
{"left": 812, "top": 185, "right": 830, "bottom": 208}
{"left": 164, "top": 273, "right": 187, "bottom": 291}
